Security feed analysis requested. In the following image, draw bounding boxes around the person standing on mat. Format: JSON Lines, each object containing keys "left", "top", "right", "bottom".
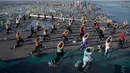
{"left": 54, "top": 41, "right": 65, "bottom": 65}
{"left": 104, "top": 36, "right": 112, "bottom": 56}
{"left": 16, "top": 17, "right": 20, "bottom": 28}
{"left": 80, "top": 33, "right": 89, "bottom": 50}
{"left": 15, "top": 30, "right": 24, "bottom": 48}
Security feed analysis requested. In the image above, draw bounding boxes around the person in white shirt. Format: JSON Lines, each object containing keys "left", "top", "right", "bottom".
{"left": 80, "top": 33, "right": 89, "bottom": 50}
{"left": 16, "top": 17, "right": 20, "bottom": 28}
{"left": 122, "top": 20, "right": 128, "bottom": 30}
{"left": 104, "top": 36, "right": 112, "bottom": 56}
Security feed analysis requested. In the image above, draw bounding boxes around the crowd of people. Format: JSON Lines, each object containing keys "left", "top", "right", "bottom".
{"left": 2, "top": 5, "right": 129, "bottom": 69}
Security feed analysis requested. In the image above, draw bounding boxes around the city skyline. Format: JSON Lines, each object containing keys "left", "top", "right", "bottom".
{"left": 0, "top": 0, "right": 130, "bottom": 1}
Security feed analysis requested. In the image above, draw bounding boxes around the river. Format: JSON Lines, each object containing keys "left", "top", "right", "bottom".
{"left": 95, "top": 1, "right": 130, "bottom": 23}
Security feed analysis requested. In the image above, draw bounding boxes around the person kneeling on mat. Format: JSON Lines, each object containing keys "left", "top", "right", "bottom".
{"left": 82, "top": 47, "right": 93, "bottom": 68}
{"left": 30, "top": 37, "right": 42, "bottom": 55}
{"left": 54, "top": 41, "right": 65, "bottom": 65}
{"left": 15, "top": 30, "right": 24, "bottom": 48}
{"left": 43, "top": 28, "right": 50, "bottom": 40}
{"left": 80, "top": 33, "right": 89, "bottom": 50}
{"left": 62, "top": 30, "right": 69, "bottom": 44}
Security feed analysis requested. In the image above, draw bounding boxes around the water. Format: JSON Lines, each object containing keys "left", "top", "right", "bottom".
{"left": 95, "top": 1, "right": 130, "bottom": 23}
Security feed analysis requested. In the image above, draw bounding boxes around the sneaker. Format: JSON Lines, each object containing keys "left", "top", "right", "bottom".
{"left": 29, "top": 52, "right": 32, "bottom": 55}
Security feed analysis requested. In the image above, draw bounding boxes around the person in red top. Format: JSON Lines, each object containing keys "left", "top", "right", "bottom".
{"left": 118, "top": 32, "right": 126, "bottom": 48}
{"left": 80, "top": 26, "right": 85, "bottom": 40}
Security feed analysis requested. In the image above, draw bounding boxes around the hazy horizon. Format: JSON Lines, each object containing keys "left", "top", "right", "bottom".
{"left": 0, "top": 0, "right": 130, "bottom": 1}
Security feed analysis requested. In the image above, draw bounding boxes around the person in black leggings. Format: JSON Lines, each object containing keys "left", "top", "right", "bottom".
{"left": 54, "top": 41, "right": 65, "bottom": 64}
{"left": 28, "top": 25, "right": 37, "bottom": 38}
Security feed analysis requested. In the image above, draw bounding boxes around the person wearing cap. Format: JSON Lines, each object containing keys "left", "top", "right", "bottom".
{"left": 104, "top": 36, "right": 112, "bottom": 56}
{"left": 15, "top": 30, "right": 24, "bottom": 47}
{"left": 80, "top": 33, "right": 89, "bottom": 50}
{"left": 62, "top": 30, "right": 69, "bottom": 43}
{"left": 82, "top": 47, "right": 93, "bottom": 68}
{"left": 31, "top": 37, "right": 42, "bottom": 55}
{"left": 54, "top": 41, "right": 64, "bottom": 65}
